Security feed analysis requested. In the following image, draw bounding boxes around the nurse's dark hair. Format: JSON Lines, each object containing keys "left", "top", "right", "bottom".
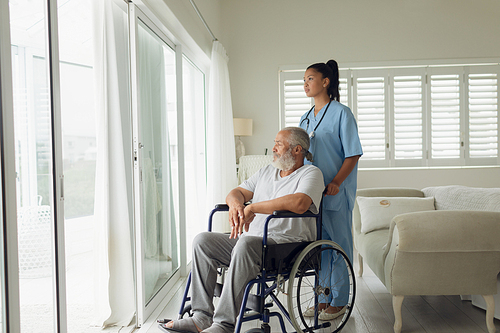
{"left": 282, "top": 127, "right": 314, "bottom": 162}
{"left": 307, "top": 60, "right": 340, "bottom": 102}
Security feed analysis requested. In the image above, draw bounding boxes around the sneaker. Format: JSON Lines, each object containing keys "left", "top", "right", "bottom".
{"left": 318, "top": 306, "right": 346, "bottom": 321}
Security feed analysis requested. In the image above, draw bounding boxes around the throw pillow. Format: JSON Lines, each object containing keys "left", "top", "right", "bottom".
{"left": 357, "top": 196, "right": 435, "bottom": 234}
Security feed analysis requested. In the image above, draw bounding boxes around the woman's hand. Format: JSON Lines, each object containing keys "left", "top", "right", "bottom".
{"left": 324, "top": 181, "right": 340, "bottom": 196}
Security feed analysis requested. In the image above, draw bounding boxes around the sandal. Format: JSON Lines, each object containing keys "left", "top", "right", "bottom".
{"left": 158, "top": 317, "right": 201, "bottom": 333}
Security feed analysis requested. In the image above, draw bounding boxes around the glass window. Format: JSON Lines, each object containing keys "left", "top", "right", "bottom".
{"left": 136, "top": 18, "right": 179, "bottom": 303}
{"left": 182, "top": 56, "right": 207, "bottom": 262}
{"left": 57, "top": 0, "right": 97, "bottom": 330}
{"left": 10, "top": 0, "right": 57, "bottom": 331}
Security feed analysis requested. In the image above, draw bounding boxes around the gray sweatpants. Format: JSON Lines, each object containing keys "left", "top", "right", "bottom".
{"left": 190, "top": 232, "right": 276, "bottom": 333}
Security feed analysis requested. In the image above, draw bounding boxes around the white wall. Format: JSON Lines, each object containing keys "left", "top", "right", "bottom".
{"left": 143, "top": 0, "right": 222, "bottom": 62}
{"left": 220, "top": 0, "right": 500, "bottom": 189}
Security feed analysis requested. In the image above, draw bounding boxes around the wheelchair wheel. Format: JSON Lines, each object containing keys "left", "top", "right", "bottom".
{"left": 287, "top": 240, "right": 355, "bottom": 333}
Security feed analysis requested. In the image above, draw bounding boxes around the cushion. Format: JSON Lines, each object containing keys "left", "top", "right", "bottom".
{"left": 357, "top": 196, "right": 435, "bottom": 234}
{"left": 422, "top": 185, "right": 500, "bottom": 212}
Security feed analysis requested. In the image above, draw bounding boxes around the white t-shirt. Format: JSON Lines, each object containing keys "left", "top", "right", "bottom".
{"left": 239, "top": 164, "right": 324, "bottom": 243}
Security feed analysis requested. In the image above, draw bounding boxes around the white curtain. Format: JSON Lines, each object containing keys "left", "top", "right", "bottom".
{"left": 92, "top": 0, "right": 135, "bottom": 327}
{"left": 206, "top": 41, "right": 237, "bottom": 232}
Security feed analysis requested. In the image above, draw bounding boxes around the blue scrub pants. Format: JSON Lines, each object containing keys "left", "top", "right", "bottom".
{"left": 318, "top": 197, "right": 353, "bottom": 307}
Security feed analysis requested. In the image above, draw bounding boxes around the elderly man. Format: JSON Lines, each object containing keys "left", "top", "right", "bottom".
{"left": 162, "top": 127, "right": 324, "bottom": 333}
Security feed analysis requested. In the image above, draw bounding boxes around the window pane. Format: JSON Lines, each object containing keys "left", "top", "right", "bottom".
{"left": 430, "top": 74, "right": 461, "bottom": 159}
{"left": 10, "top": 0, "right": 57, "bottom": 331}
{"left": 356, "top": 76, "right": 386, "bottom": 160}
{"left": 182, "top": 57, "right": 206, "bottom": 263}
{"left": 283, "top": 79, "right": 312, "bottom": 127}
{"left": 339, "top": 77, "right": 349, "bottom": 107}
{"left": 57, "top": 0, "right": 97, "bottom": 330}
{"left": 394, "top": 75, "right": 423, "bottom": 159}
{"left": 468, "top": 73, "right": 498, "bottom": 158}
{"left": 137, "top": 19, "right": 179, "bottom": 303}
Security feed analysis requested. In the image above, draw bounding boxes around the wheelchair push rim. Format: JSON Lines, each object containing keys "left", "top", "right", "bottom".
{"left": 287, "top": 240, "right": 356, "bottom": 333}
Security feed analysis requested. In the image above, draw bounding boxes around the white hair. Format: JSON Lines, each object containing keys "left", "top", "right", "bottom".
{"left": 282, "top": 127, "right": 314, "bottom": 162}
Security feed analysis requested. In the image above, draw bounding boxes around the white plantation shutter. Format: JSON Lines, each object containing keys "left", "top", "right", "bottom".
{"left": 393, "top": 74, "right": 424, "bottom": 161}
{"left": 339, "top": 77, "right": 349, "bottom": 107}
{"left": 283, "top": 78, "right": 312, "bottom": 127}
{"left": 467, "top": 70, "right": 498, "bottom": 160}
{"left": 429, "top": 73, "right": 462, "bottom": 160}
{"left": 354, "top": 73, "right": 387, "bottom": 163}
{"left": 280, "top": 64, "right": 499, "bottom": 168}
{"left": 280, "top": 70, "right": 351, "bottom": 128}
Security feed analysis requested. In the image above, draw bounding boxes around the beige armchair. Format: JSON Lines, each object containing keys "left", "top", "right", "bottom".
{"left": 353, "top": 187, "right": 500, "bottom": 333}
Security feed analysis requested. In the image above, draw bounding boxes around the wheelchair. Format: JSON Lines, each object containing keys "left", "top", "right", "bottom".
{"left": 159, "top": 203, "right": 356, "bottom": 333}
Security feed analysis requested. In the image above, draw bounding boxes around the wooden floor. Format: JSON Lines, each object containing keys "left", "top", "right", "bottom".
{"left": 144, "top": 259, "right": 499, "bottom": 333}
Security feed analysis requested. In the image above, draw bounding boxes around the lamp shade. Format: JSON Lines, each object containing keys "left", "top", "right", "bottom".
{"left": 233, "top": 118, "right": 253, "bottom": 136}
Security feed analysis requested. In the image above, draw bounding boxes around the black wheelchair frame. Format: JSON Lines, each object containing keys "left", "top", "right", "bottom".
{"left": 159, "top": 203, "right": 356, "bottom": 333}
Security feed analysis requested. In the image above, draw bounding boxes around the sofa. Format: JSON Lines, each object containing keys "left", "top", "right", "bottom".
{"left": 353, "top": 186, "right": 500, "bottom": 333}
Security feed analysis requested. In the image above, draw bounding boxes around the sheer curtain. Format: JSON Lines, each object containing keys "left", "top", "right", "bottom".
{"left": 91, "top": 0, "right": 135, "bottom": 327}
{"left": 206, "top": 41, "right": 237, "bottom": 232}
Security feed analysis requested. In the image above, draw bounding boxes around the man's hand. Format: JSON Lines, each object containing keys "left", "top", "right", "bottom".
{"left": 241, "top": 205, "right": 256, "bottom": 233}
{"left": 226, "top": 187, "right": 254, "bottom": 238}
{"left": 229, "top": 202, "right": 245, "bottom": 239}
{"left": 229, "top": 204, "right": 256, "bottom": 238}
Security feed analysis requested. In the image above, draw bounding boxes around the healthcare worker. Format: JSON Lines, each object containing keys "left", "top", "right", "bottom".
{"left": 299, "top": 60, "right": 363, "bottom": 320}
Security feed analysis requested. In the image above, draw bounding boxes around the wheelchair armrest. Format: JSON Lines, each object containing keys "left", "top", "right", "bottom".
{"left": 213, "top": 203, "right": 250, "bottom": 211}
{"left": 272, "top": 210, "right": 312, "bottom": 217}
{"left": 214, "top": 204, "right": 229, "bottom": 210}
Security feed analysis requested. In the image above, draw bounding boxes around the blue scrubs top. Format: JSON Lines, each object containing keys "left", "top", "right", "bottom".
{"left": 299, "top": 100, "right": 363, "bottom": 212}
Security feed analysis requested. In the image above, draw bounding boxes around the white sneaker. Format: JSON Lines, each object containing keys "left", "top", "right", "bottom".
{"left": 318, "top": 306, "right": 346, "bottom": 321}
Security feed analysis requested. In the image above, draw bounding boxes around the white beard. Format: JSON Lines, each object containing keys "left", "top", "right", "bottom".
{"left": 271, "top": 148, "right": 295, "bottom": 171}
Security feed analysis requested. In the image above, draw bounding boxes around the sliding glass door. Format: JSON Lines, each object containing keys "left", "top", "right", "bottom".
{"left": 0, "top": 0, "right": 14, "bottom": 329}
{"left": 182, "top": 57, "right": 207, "bottom": 263}
{"left": 2, "top": 0, "right": 208, "bottom": 329}
{"left": 130, "top": 6, "right": 181, "bottom": 324}
{"left": 9, "top": 0, "right": 65, "bottom": 331}
{"left": 11, "top": 1, "right": 56, "bottom": 331}
{"left": 57, "top": 0, "right": 98, "bottom": 330}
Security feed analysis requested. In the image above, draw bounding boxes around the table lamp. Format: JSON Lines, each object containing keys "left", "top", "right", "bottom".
{"left": 233, "top": 118, "right": 253, "bottom": 164}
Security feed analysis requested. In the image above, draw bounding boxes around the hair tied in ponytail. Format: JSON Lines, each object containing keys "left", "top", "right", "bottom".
{"left": 307, "top": 60, "right": 340, "bottom": 102}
